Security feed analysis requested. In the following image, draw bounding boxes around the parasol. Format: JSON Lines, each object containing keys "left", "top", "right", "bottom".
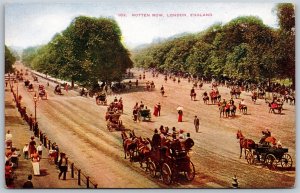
{"left": 177, "top": 106, "right": 183, "bottom": 111}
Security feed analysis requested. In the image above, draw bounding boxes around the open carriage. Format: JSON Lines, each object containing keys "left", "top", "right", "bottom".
{"left": 38, "top": 85, "right": 47, "bottom": 100}
{"left": 54, "top": 85, "right": 63, "bottom": 95}
{"left": 27, "top": 83, "right": 34, "bottom": 92}
{"left": 138, "top": 109, "right": 151, "bottom": 121}
{"left": 245, "top": 144, "right": 292, "bottom": 170}
{"left": 106, "top": 112, "right": 125, "bottom": 131}
{"left": 148, "top": 139, "right": 195, "bottom": 184}
{"left": 96, "top": 93, "right": 107, "bottom": 105}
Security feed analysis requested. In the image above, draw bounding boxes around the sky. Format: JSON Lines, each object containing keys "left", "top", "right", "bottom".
{"left": 5, "top": 1, "right": 280, "bottom": 49}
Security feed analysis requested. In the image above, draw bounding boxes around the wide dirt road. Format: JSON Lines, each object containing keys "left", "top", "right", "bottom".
{"left": 12, "top": 62, "right": 295, "bottom": 188}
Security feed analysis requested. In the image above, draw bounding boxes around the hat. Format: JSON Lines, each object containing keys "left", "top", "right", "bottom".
{"left": 31, "top": 136, "right": 34, "bottom": 139}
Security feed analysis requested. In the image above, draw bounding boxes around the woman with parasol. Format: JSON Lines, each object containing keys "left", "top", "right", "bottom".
{"left": 177, "top": 106, "right": 183, "bottom": 122}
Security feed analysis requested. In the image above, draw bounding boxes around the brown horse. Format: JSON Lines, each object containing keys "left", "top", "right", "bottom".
{"left": 121, "top": 130, "right": 137, "bottom": 161}
{"left": 236, "top": 130, "right": 256, "bottom": 159}
{"left": 136, "top": 137, "right": 151, "bottom": 170}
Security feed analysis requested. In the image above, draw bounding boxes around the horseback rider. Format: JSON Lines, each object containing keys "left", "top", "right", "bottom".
{"left": 240, "top": 99, "right": 246, "bottom": 106}
{"left": 229, "top": 98, "right": 234, "bottom": 105}
{"left": 139, "top": 101, "right": 144, "bottom": 109}
{"left": 160, "top": 85, "right": 165, "bottom": 96}
{"left": 191, "top": 87, "right": 195, "bottom": 94}
{"left": 221, "top": 99, "right": 227, "bottom": 107}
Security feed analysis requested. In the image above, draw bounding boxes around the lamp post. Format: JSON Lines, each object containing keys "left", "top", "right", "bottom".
{"left": 33, "top": 93, "right": 38, "bottom": 122}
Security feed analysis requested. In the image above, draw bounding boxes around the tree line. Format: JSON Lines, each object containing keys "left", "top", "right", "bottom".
{"left": 5, "top": 45, "right": 16, "bottom": 74}
{"left": 133, "top": 3, "right": 295, "bottom": 88}
{"left": 22, "top": 16, "right": 133, "bottom": 88}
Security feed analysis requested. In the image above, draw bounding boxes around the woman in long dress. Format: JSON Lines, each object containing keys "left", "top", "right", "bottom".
{"left": 153, "top": 104, "right": 158, "bottom": 116}
{"left": 178, "top": 110, "right": 183, "bottom": 122}
{"left": 31, "top": 150, "right": 40, "bottom": 175}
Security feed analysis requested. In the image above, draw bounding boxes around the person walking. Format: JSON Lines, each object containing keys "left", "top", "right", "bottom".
{"left": 153, "top": 104, "right": 159, "bottom": 117}
{"left": 37, "top": 143, "right": 43, "bottom": 158}
{"left": 194, "top": 116, "right": 200, "bottom": 133}
{"left": 28, "top": 136, "right": 36, "bottom": 156}
{"left": 58, "top": 153, "right": 68, "bottom": 180}
{"left": 23, "top": 143, "right": 29, "bottom": 160}
{"left": 23, "top": 174, "right": 34, "bottom": 188}
{"left": 157, "top": 103, "right": 161, "bottom": 116}
{"left": 5, "top": 130, "right": 13, "bottom": 148}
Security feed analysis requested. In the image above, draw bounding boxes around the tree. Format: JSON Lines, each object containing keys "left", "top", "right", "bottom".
{"left": 5, "top": 45, "right": 16, "bottom": 73}
{"left": 274, "top": 3, "right": 295, "bottom": 88}
{"left": 23, "top": 16, "right": 133, "bottom": 88}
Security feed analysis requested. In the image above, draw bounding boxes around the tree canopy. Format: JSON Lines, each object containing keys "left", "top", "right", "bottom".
{"left": 5, "top": 45, "right": 16, "bottom": 73}
{"left": 134, "top": 4, "right": 295, "bottom": 86}
{"left": 22, "top": 16, "right": 133, "bottom": 88}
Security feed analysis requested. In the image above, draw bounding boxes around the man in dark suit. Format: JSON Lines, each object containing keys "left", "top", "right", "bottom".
{"left": 23, "top": 174, "right": 33, "bottom": 188}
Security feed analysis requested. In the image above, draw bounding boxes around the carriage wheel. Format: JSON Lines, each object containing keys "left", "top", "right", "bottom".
{"left": 265, "top": 154, "right": 278, "bottom": 170}
{"left": 185, "top": 161, "right": 195, "bottom": 181}
{"left": 148, "top": 161, "right": 157, "bottom": 178}
{"left": 245, "top": 150, "right": 254, "bottom": 165}
{"left": 280, "top": 154, "right": 292, "bottom": 169}
{"left": 161, "top": 163, "right": 172, "bottom": 185}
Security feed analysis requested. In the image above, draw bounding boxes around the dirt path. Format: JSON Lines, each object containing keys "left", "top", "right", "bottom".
{"left": 10, "top": 62, "right": 295, "bottom": 188}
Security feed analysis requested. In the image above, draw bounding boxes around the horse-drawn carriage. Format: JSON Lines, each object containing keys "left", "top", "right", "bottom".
{"left": 108, "top": 101, "right": 123, "bottom": 113}
{"left": 54, "top": 85, "right": 63, "bottom": 95}
{"left": 147, "top": 137, "right": 195, "bottom": 184}
{"left": 33, "top": 76, "right": 38, "bottom": 82}
{"left": 106, "top": 112, "right": 125, "bottom": 131}
{"left": 236, "top": 130, "right": 292, "bottom": 171}
{"left": 268, "top": 101, "right": 283, "bottom": 114}
{"left": 138, "top": 109, "right": 151, "bottom": 121}
{"left": 245, "top": 145, "right": 292, "bottom": 170}
{"left": 96, "top": 93, "right": 107, "bottom": 105}
{"left": 120, "top": 130, "right": 195, "bottom": 185}
{"left": 27, "top": 83, "right": 34, "bottom": 92}
{"left": 38, "top": 85, "right": 47, "bottom": 100}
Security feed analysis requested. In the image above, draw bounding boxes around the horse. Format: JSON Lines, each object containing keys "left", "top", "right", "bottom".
{"left": 239, "top": 104, "right": 247, "bottom": 114}
{"left": 203, "top": 95, "right": 209, "bottom": 104}
{"left": 218, "top": 103, "right": 226, "bottom": 118}
{"left": 136, "top": 137, "right": 151, "bottom": 170}
{"left": 121, "top": 130, "right": 138, "bottom": 161}
{"left": 229, "top": 104, "right": 237, "bottom": 117}
{"left": 210, "top": 91, "right": 217, "bottom": 104}
{"left": 190, "top": 92, "right": 196, "bottom": 101}
{"left": 236, "top": 130, "right": 256, "bottom": 159}
{"left": 268, "top": 102, "right": 282, "bottom": 114}
{"left": 251, "top": 92, "right": 257, "bottom": 103}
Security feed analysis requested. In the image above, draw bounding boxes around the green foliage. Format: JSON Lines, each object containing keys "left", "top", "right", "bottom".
{"left": 22, "top": 16, "right": 133, "bottom": 88}
{"left": 134, "top": 11, "right": 294, "bottom": 83}
{"left": 5, "top": 45, "right": 16, "bottom": 73}
{"left": 274, "top": 3, "right": 295, "bottom": 87}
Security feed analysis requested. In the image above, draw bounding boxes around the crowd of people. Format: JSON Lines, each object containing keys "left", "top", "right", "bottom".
{"left": 151, "top": 125, "right": 195, "bottom": 157}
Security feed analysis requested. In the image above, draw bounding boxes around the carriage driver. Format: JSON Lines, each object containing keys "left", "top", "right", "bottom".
{"left": 151, "top": 129, "right": 161, "bottom": 150}
{"left": 259, "top": 129, "right": 271, "bottom": 144}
